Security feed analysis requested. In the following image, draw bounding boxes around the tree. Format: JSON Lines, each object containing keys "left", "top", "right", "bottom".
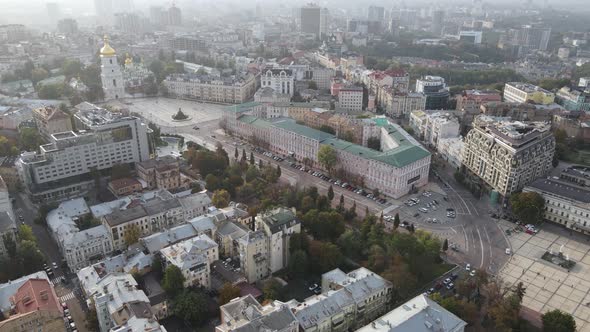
{"left": 86, "top": 307, "right": 99, "bottom": 331}
{"left": 289, "top": 233, "right": 309, "bottom": 253}
{"left": 2, "top": 233, "right": 16, "bottom": 258}
{"left": 172, "top": 109, "right": 188, "bottom": 120}
{"left": 394, "top": 213, "right": 400, "bottom": 229}
{"left": 172, "top": 289, "right": 209, "bottom": 326}
{"left": 162, "top": 265, "right": 185, "bottom": 296}
{"left": 542, "top": 309, "right": 576, "bottom": 332}
{"left": 219, "top": 283, "right": 241, "bottom": 305}
{"left": 123, "top": 224, "right": 141, "bottom": 246}
{"left": 249, "top": 151, "right": 255, "bottom": 165}
{"left": 111, "top": 163, "right": 132, "bottom": 180}
{"left": 17, "top": 224, "right": 35, "bottom": 242}
{"left": 234, "top": 147, "right": 239, "bottom": 160}
{"left": 510, "top": 192, "right": 545, "bottom": 225}
{"left": 17, "top": 240, "right": 45, "bottom": 274}
{"left": 37, "top": 83, "right": 63, "bottom": 99}
{"left": 327, "top": 185, "right": 334, "bottom": 201}
{"left": 317, "top": 145, "right": 337, "bottom": 173}
{"left": 212, "top": 189, "right": 231, "bottom": 208}
{"left": 151, "top": 255, "right": 163, "bottom": 276}
{"left": 19, "top": 128, "right": 44, "bottom": 151}
{"left": 31, "top": 68, "right": 49, "bottom": 85}
{"left": 288, "top": 250, "right": 309, "bottom": 279}
{"left": 442, "top": 238, "right": 449, "bottom": 252}
{"left": 309, "top": 241, "right": 343, "bottom": 273}
{"left": 263, "top": 279, "right": 283, "bottom": 301}
{"left": 276, "top": 165, "right": 281, "bottom": 178}
{"left": 339, "top": 194, "right": 345, "bottom": 210}
{"left": 245, "top": 165, "right": 260, "bottom": 183}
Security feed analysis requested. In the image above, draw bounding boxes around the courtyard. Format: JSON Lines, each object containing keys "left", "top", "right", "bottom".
{"left": 499, "top": 220, "right": 590, "bottom": 331}
{"left": 108, "top": 97, "right": 225, "bottom": 127}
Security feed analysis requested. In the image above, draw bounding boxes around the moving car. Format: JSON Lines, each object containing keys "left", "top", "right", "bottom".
{"left": 465, "top": 263, "right": 471, "bottom": 271}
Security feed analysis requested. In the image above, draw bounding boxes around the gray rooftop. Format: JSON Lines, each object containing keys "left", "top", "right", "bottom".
{"left": 526, "top": 178, "right": 590, "bottom": 203}
{"left": 0, "top": 211, "right": 15, "bottom": 234}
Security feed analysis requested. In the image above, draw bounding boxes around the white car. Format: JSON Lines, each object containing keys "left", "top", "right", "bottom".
{"left": 465, "top": 264, "right": 471, "bottom": 271}
{"left": 470, "top": 270, "right": 476, "bottom": 277}
{"left": 505, "top": 248, "right": 511, "bottom": 255}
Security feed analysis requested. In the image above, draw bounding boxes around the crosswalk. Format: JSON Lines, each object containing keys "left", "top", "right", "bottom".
{"left": 50, "top": 276, "right": 64, "bottom": 285}
{"left": 60, "top": 292, "right": 76, "bottom": 302}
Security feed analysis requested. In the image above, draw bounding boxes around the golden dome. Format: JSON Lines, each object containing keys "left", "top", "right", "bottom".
{"left": 100, "top": 35, "right": 116, "bottom": 56}
{"left": 125, "top": 53, "right": 133, "bottom": 65}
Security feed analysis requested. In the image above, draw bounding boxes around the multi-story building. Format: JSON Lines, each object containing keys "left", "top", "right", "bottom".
{"left": 32, "top": 106, "right": 72, "bottom": 140}
{"left": 456, "top": 89, "right": 502, "bottom": 114}
{"left": 216, "top": 294, "right": 299, "bottom": 332}
{"left": 102, "top": 190, "right": 183, "bottom": 250}
{"left": 357, "top": 294, "right": 466, "bottom": 332}
{"left": 163, "top": 73, "right": 257, "bottom": 104}
{"left": 136, "top": 156, "right": 181, "bottom": 191}
{"left": 555, "top": 86, "right": 590, "bottom": 112}
{"left": 479, "top": 102, "right": 557, "bottom": 123}
{"left": 462, "top": 115, "right": 555, "bottom": 196}
{"left": 524, "top": 169, "right": 590, "bottom": 235}
{"left": 415, "top": 76, "right": 449, "bottom": 110}
{"left": 237, "top": 230, "right": 269, "bottom": 282}
{"left": 0, "top": 278, "right": 64, "bottom": 332}
{"left": 260, "top": 69, "right": 294, "bottom": 97}
{"left": 256, "top": 208, "right": 301, "bottom": 274}
{"left": 431, "top": 10, "right": 445, "bottom": 36}
{"left": 100, "top": 36, "right": 125, "bottom": 101}
{"left": 338, "top": 85, "right": 364, "bottom": 113}
{"left": 254, "top": 87, "right": 291, "bottom": 103}
{"left": 300, "top": 4, "right": 321, "bottom": 37}
{"left": 292, "top": 267, "right": 392, "bottom": 331}
{"left": 16, "top": 103, "right": 150, "bottom": 203}
{"left": 160, "top": 234, "right": 218, "bottom": 289}
{"left": 306, "top": 67, "right": 335, "bottom": 90}
{"left": 224, "top": 105, "right": 430, "bottom": 198}
{"left": 108, "top": 177, "right": 143, "bottom": 197}
{"left": 420, "top": 112, "right": 461, "bottom": 147}
{"left": 503, "top": 82, "right": 555, "bottom": 105}
{"left": 380, "top": 90, "right": 426, "bottom": 117}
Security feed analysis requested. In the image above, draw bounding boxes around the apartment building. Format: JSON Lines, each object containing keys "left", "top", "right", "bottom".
{"left": 357, "top": 294, "right": 466, "bottom": 332}
{"left": 456, "top": 89, "right": 502, "bottom": 113}
{"left": 503, "top": 82, "right": 555, "bottom": 105}
{"left": 160, "top": 234, "right": 218, "bottom": 289}
{"left": 254, "top": 87, "right": 291, "bottom": 103}
{"left": 16, "top": 103, "right": 150, "bottom": 203}
{"left": 0, "top": 278, "right": 64, "bottom": 332}
{"left": 108, "top": 177, "right": 143, "bottom": 197}
{"left": 462, "top": 115, "right": 555, "bottom": 196}
{"left": 0, "top": 156, "right": 20, "bottom": 191}
{"left": 338, "top": 85, "right": 364, "bottom": 113}
{"left": 216, "top": 294, "right": 299, "bottom": 332}
{"left": 437, "top": 137, "right": 464, "bottom": 169}
{"left": 256, "top": 208, "right": 301, "bottom": 274}
{"left": 555, "top": 86, "right": 590, "bottom": 112}
{"left": 379, "top": 89, "right": 426, "bottom": 117}
{"left": 224, "top": 104, "right": 430, "bottom": 198}
{"left": 163, "top": 73, "right": 257, "bottom": 104}
{"left": 524, "top": 166, "right": 590, "bottom": 235}
{"left": 32, "top": 106, "right": 72, "bottom": 140}
{"left": 260, "top": 68, "right": 294, "bottom": 97}
{"left": 136, "top": 156, "right": 181, "bottom": 191}
{"left": 410, "top": 111, "right": 460, "bottom": 147}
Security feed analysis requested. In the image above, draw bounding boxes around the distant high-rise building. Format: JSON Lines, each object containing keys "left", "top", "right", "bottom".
{"left": 168, "top": 5, "right": 182, "bottom": 26}
{"left": 516, "top": 25, "right": 551, "bottom": 51}
{"left": 114, "top": 0, "right": 133, "bottom": 13}
{"left": 94, "top": 0, "right": 114, "bottom": 26}
{"left": 320, "top": 8, "right": 329, "bottom": 38}
{"left": 57, "top": 18, "right": 78, "bottom": 35}
{"left": 114, "top": 13, "right": 142, "bottom": 35}
{"left": 149, "top": 6, "right": 165, "bottom": 25}
{"left": 431, "top": 10, "right": 445, "bottom": 36}
{"left": 46, "top": 2, "right": 60, "bottom": 25}
{"left": 368, "top": 5, "right": 385, "bottom": 22}
{"left": 300, "top": 4, "right": 321, "bottom": 37}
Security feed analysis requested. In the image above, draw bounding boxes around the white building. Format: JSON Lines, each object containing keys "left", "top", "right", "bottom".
{"left": 160, "top": 234, "right": 218, "bottom": 289}
{"left": 216, "top": 295, "right": 299, "bottom": 332}
{"left": 254, "top": 87, "right": 291, "bottom": 103}
{"left": 503, "top": 82, "right": 555, "bottom": 105}
{"left": 100, "top": 36, "right": 125, "bottom": 101}
{"left": 338, "top": 86, "right": 364, "bottom": 113}
{"left": 437, "top": 137, "right": 464, "bottom": 169}
{"left": 260, "top": 69, "right": 294, "bottom": 97}
{"left": 16, "top": 103, "right": 150, "bottom": 203}
{"left": 163, "top": 73, "right": 257, "bottom": 104}
{"left": 422, "top": 112, "right": 460, "bottom": 147}
{"left": 255, "top": 208, "right": 301, "bottom": 274}
{"left": 357, "top": 294, "right": 466, "bottom": 332}
{"left": 462, "top": 115, "right": 555, "bottom": 196}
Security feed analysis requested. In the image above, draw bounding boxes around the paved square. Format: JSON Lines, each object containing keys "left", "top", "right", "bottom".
{"left": 109, "top": 97, "right": 226, "bottom": 127}
{"left": 499, "top": 221, "right": 590, "bottom": 331}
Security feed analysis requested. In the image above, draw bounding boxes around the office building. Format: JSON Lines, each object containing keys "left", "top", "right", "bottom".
{"left": 260, "top": 69, "right": 294, "bottom": 97}
{"left": 0, "top": 156, "right": 19, "bottom": 191}
{"left": 168, "top": 5, "right": 182, "bottom": 26}
{"left": 46, "top": 2, "right": 60, "bottom": 24}
{"left": 17, "top": 102, "right": 150, "bottom": 203}
{"left": 100, "top": 36, "right": 125, "bottom": 101}
{"left": 410, "top": 111, "right": 460, "bottom": 147}
{"left": 437, "top": 137, "right": 464, "bottom": 169}
{"left": 380, "top": 90, "right": 426, "bottom": 117}
{"left": 94, "top": 0, "right": 114, "bottom": 26}
{"left": 368, "top": 6, "right": 385, "bottom": 23}
{"left": 160, "top": 234, "right": 218, "bottom": 289}
{"left": 503, "top": 82, "right": 555, "bottom": 105}
{"left": 0, "top": 278, "right": 64, "bottom": 332}
{"left": 462, "top": 115, "right": 555, "bottom": 196}
{"left": 357, "top": 294, "right": 466, "bottom": 332}
{"left": 517, "top": 25, "right": 551, "bottom": 52}
{"left": 456, "top": 90, "right": 502, "bottom": 113}
{"left": 338, "top": 85, "right": 364, "bottom": 113}
{"left": 32, "top": 106, "right": 72, "bottom": 140}
{"left": 254, "top": 87, "right": 291, "bottom": 103}
{"left": 300, "top": 4, "right": 321, "bottom": 37}
{"left": 459, "top": 30, "right": 482, "bottom": 44}
{"left": 114, "top": 12, "right": 142, "bottom": 35}
{"left": 431, "top": 10, "right": 445, "bottom": 36}
{"left": 415, "top": 76, "right": 450, "bottom": 110}
{"left": 163, "top": 73, "right": 257, "bottom": 104}
{"left": 57, "top": 18, "right": 78, "bottom": 35}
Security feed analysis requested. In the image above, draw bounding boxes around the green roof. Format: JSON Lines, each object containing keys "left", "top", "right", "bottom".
{"left": 272, "top": 119, "right": 334, "bottom": 141}
{"left": 238, "top": 115, "right": 272, "bottom": 128}
{"left": 224, "top": 102, "right": 263, "bottom": 113}
{"left": 270, "top": 101, "right": 329, "bottom": 108}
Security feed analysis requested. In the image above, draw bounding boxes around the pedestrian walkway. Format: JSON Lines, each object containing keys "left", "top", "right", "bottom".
{"left": 50, "top": 276, "right": 64, "bottom": 285}
{"left": 60, "top": 292, "right": 76, "bottom": 302}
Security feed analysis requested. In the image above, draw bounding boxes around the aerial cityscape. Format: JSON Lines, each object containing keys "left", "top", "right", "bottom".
{"left": 0, "top": 0, "right": 589, "bottom": 331}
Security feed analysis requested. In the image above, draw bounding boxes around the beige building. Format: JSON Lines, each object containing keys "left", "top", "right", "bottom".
{"left": 164, "top": 73, "right": 257, "bottom": 104}
{"left": 136, "top": 156, "right": 181, "bottom": 191}
{"left": 503, "top": 82, "right": 555, "bottom": 105}
{"left": 32, "top": 106, "right": 72, "bottom": 140}
{"left": 462, "top": 115, "right": 555, "bottom": 196}
{"left": 108, "top": 177, "right": 143, "bottom": 197}
{"left": 380, "top": 89, "right": 426, "bottom": 117}
{"left": 338, "top": 85, "right": 364, "bottom": 113}
{"left": 160, "top": 234, "right": 218, "bottom": 289}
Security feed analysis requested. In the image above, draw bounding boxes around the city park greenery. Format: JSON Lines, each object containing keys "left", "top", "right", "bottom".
{"left": 0, "top": 224, "right": 46, "bottom": 283}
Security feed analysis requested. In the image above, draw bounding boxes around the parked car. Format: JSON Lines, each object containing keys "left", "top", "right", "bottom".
{"left": 465, "top": 264, "right": 471, "bottom": 271}
{"left": 443, "top": 278, "right": 451, "bottom": 285}
{"left": 470, "top": 270, "right": 476, "bottom": 277}
{"left": 308, "top": 284, "right": 318, "bottom": 291}
{"left": 505, "top": 248, "right": 511, "bottom": 255}
{"left": 446, "top": 282, "right": 454, "bottom": 290}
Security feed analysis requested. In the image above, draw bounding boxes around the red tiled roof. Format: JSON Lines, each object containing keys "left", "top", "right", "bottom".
{"left": 109, "top": 177, "right": 141, "bottom": 191}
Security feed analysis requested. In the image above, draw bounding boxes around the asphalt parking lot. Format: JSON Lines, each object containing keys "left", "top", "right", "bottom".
{"left": 392, "top": 190, "right": 459, "bottom": 228}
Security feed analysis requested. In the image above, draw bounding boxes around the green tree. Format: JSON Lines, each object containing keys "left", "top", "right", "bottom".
{"left": 151, "top": 255, "right": 163, "bottom": 276}
{"left": 249, "top": 151, "right": 255, "bottom": 165}
{"left": 212, "top": 189, "right": 230, "bottom": 208}
{"left": 542, "top": 309, "right": 576, "bottom": 332}
{"left": 2, "top": 233, "right": 16, "bottom": 258}
{"left": 317, "top": 145, "right": 337, "bottom": 173}
{"left": 17, "top": 240, "right": 45, "bottom": 274}
{"left": 162, "top": 265, "right": 185, "bottom": 296}
{"left": 442, "top": 238, "right": 448, "bottom": 252}
{"left": 172, "top": 289, "right": 208, "bottom": 326}
{"left": 338, "top": 194, "right": 344, "bottom": 211}
{"left": 245, "top": 165, "right": 260, "bottom": 183}
{"left": 327, "top": 185, "right": 334, "bottom": 201}
{"left": 288, "top": 250, "right": 309, "bottom": 279}
{"left": 37, "top": 83, "right": 63, "bottom": 99}
{"left": 289, "top": 233, "right": 309, "bottom": 253}
{"left": 234, "top": 147, "right": 239, "bottom": 159}
{"left": 309, "top": 241, "right": 343, "bottom": 273}
{"left": 394, "top": 213, "right": 400, "bottom": 229}
{"left": 219, "top": 283, "right": 241, "bottom": 305}
{"left": 62, "top": 59, "right": 83, "bottom": 77}
{"left": 85, "top": 307, "right": 99, "bottom": 331}
{"left": 123, "top": 224, "right": 141, "bottom": 246}
{"left": 31, "top": 68, "right": 49, "bottom": 85}
{"left": 19, "top": 128, "right": 44, "bottom": 151}
{"left": 263, "top": 279, "right": 283, "bottom": 301}
{"left": 18, "top": 224, "right": 35, "bottom": 242}
{"left": 510, "top": 192, "right": 545, "bottom": 225}
{"left": 172, "top": 109, "right": 188, "bottom": 120}
{"left": 205, "top": 174, "right": 220, "bottom": 191}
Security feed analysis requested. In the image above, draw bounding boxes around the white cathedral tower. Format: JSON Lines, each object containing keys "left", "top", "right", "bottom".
{"left": 100, "top": 35, "right": 125, "bottom": 101}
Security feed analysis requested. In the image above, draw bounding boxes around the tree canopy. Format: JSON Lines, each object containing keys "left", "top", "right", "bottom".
{"left": 542, "top": 309, "right": 576, "bottom": 332}
{"left": 162, "top": 265, "right": 185, "bottom": 296}
{"left": 318, "top": 145, "right": 337, "bottom": 173}
{"left": 510, "top": 192, "right": 545, "bottom": 225}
